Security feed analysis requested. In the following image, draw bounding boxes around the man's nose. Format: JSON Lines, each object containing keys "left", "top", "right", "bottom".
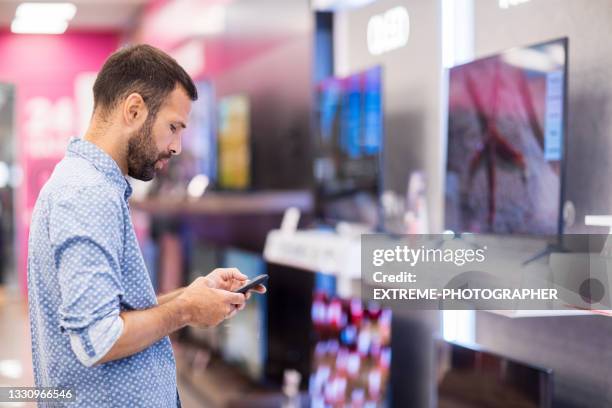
{"left": 169, "top": 136, "right": 182, "bottom": 156}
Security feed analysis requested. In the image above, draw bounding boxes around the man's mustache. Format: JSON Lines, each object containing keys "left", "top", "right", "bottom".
{"left": 157, "top": 152, "right": 172, "bottom": 161}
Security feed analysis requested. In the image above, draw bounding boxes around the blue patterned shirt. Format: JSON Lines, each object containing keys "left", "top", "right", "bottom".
{"left": 28, "top": 138, "right": 181, "bottom": 407}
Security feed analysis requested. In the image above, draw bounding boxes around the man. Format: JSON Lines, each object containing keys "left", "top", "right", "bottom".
{"left": 27, "top": 44, "right": 264, "bottom": 407}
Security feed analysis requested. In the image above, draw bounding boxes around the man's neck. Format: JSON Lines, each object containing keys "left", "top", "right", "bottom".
{"left": 83, "top": 120, "right": 128, "bottom": 175}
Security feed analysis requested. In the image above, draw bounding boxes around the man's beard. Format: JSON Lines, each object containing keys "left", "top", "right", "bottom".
{"left": 127, "top": 117, "right": 170, "bottom": 181}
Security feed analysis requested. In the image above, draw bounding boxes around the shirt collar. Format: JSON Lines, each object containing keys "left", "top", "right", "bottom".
{"left": 66, "top": 137, "right": 133, "bottom": 201}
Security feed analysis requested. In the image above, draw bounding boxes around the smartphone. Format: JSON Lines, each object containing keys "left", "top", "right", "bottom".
{"left": 234, "top": 274, "right": 269, "bottom": 294}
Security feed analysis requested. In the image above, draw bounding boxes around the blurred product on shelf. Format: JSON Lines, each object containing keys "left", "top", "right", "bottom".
{"left": 309, "top": 292, "right": 392, "bottom": 407}
{"left": 218, "top": 94, "right": 251, "bottom": 190}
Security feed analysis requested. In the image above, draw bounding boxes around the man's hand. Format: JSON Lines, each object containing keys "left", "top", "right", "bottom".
{"left": 201, "top": 268, "right": 267, "bottom": 311}
{"left": 96, "top": 275, "right": 246, "bottom": 365}
{"left": 203, "top": 268, "right": 248, "bottom": 291}
{"left": 96, "top": 268, "right": 267, "bottom": 365}
{"left": 178, "top": 276, "right": 246, "bottom": 328}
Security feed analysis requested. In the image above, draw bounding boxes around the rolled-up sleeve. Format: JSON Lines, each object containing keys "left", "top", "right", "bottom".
{"left": 49, "top": 186, "right": 126, "bottom": 366}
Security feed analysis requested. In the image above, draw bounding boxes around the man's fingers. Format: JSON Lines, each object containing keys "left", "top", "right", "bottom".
{"left": 222, "top": 267, "right": 247, "bottom": 281}
{"left": 225, "top": 291, "right": 246, "bottom": 306}
{"left": 223, "top": 304, "right": 235, "bottom": 319}
{"left": 231, "top": 280, "right": 246, "bottom": 292}
{"left": 241, "top": 284, "right": 266, "bottom": 296}
{"left": 251, "top": 284, "right": 267, "bottom": 294}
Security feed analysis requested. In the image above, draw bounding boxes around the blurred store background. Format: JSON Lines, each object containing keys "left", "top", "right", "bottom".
{"left": 1, "top": 0, "right": 612, "bottom": 407}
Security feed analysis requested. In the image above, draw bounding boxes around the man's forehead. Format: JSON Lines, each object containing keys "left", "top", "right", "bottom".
{"left": 162, "top": 87, "right": 192, "bottom": 118}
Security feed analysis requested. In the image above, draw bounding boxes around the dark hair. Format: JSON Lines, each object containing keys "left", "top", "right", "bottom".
{"left": 93, "top": 44, "right": 197, "bottom": 118}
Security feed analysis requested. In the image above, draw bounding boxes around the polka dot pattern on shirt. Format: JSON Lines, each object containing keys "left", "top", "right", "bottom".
{"left": 28, "top": 138, "right": 181, "bottom": 407}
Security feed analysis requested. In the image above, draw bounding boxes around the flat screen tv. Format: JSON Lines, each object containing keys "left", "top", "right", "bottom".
{"left": 314, "top": 66, "right": 383, "bottom": 228}
{"left": 219, "top": 248, "right": 267, "bottom": 382}
{"left": 264, "top": 263, "right": 316, "bottom": 388}
{"left": 183, "top": 241, "right": 223, "bottom": 351}
{"left": 264, "top": 264, "right": 339, "bottom": 389}
{"left": 438, "top": 341, "right": 553, "bottom": 408}
{"left": 188, "top": 81, "right": 217, "bottom": 183}
{"left": 445, "top": 38, "right": 568, "bottom": 235}
{"left": 217, "top": 94, "right": 251, "bottom": 190}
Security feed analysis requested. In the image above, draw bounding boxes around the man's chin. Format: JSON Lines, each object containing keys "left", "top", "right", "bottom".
{"left": 128, "top": 167, "right": 156, "bottom": 182}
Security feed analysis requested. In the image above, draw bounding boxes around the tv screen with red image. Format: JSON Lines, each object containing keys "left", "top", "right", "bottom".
{"left": 445, "top": 38, "right": 568, "bottom": 235}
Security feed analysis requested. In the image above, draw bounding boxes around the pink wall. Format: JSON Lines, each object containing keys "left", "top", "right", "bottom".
{"left": 0, "top": 31, "right": 120, "bottom": 295}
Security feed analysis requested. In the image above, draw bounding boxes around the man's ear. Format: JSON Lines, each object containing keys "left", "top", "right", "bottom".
{"left": 123, "top": 92, "right": 148, "bottom": 129}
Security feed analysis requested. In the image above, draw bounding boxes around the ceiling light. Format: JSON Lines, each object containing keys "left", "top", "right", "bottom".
{"left": 16, "top": 2, "right": 76, "bottom": 21}
{"left": 11, "top": 2, "right": 76, "bottom": 35}
{"left": 11, "top": 17, "right": 68, "bottom": 34}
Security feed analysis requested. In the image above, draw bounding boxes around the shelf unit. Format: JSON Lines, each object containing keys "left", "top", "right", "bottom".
{"left": 130, "top": 190, "right": 314, "bottom": 216}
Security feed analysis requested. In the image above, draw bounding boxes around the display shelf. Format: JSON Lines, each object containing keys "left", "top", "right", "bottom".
{"left": 130, "top": 190, "right": 313, "bottom": 216}
{"left": 264, "top": 229, "right": 360, "bottom": 277}
{"left": 263, "top": 228, "right": 363, "bottom": 298}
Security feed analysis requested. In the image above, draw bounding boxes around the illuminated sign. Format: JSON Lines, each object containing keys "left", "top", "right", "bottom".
{"left": 367, "top": 6, "right": 410, "bottom": 56}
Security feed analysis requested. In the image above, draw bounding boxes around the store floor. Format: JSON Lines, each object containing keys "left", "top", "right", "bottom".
{"left": 0, "top": 285, "right": 207, "bottom": 408}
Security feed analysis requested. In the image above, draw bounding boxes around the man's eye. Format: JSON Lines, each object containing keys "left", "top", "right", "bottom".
{"left": 170, "top": 124, "right": 177, "bottom": 133}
